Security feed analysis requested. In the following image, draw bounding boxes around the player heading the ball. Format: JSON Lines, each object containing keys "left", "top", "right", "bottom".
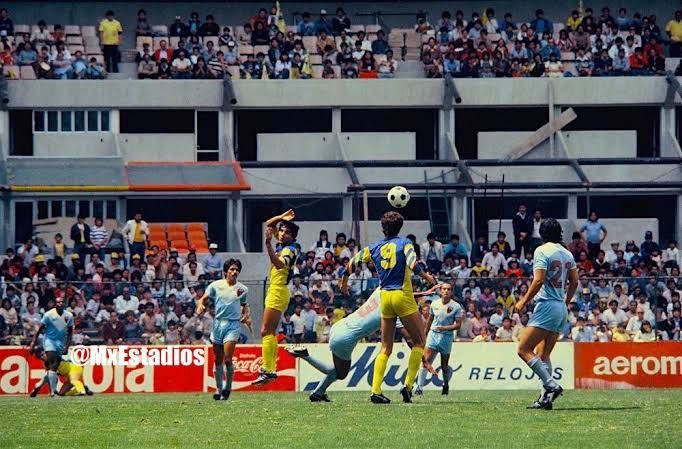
{"left": 341, "top": 211, "right": 436, "bottom": 404}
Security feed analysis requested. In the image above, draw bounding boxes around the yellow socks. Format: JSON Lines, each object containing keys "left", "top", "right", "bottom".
{"left": 262, "top": 334, "right": 278, "bottom": 372}
{"left": 404, "top": 346, "right": 424, "bottom": 390}
{"left": 371, "top": 353, "right": 389, "bottom": 395}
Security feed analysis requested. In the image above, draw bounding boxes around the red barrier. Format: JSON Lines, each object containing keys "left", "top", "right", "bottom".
{"left": 575, "top": 342, "right": 682, "bottom": 389}
{"left": 0, "top": 345, "right": 296, "bottom": 395}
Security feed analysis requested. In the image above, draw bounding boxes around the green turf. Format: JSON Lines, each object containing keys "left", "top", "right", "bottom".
{"left": 1, "top": 390, "right": 680, "bottom": 449}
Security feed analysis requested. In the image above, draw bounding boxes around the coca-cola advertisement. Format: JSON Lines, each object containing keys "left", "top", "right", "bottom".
{"left": 205, "top": 345, "right": 297, "bottom": 392}
{"left": 0, "top": 345, "right": 296, "bottom": 395}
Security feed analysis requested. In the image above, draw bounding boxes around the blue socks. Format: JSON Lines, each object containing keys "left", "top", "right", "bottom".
{"left": 527, "top": 356, "right": 558, "bottom": 389}
{"left": 224, "top": 364, "right": 234, "bottom": 392}
{"left": 215, "top": 365, "right": 224, "bottom": 392}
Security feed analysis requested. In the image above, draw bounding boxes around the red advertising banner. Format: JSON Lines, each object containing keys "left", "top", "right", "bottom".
{"left": 0, "top": 345, "right": 296, "bottom": 395}
{"left": 575, "top": 342, "right": 682, "bottom": 389}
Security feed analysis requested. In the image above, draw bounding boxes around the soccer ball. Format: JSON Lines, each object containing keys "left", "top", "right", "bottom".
{"left": 387, "top": 186, "right": 410, "bottom": 208}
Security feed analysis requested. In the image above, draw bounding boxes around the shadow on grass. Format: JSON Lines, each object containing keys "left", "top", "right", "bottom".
{"left": 554, "top": 406, "right": 642, "bottom": 412}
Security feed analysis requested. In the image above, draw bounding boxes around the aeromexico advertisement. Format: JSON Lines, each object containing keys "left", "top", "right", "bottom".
{"left": 298, "top": 342, "right": 575, "bottom": 392}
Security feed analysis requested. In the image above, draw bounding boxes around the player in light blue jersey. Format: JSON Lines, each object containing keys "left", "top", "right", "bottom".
{"left": 514, "top": 218, "right": 579, "bottom": 410}
{"left": 287, "top": 285, "right": 439, "bottom": 402}
{"left": 415, "top": 283, "right": 463, "bottom": 396}
{"left": 197, "top": 259, "right": 249, "bottom": 400}
{"left": 29, "top": 296, "right": 73, "bottom": 397}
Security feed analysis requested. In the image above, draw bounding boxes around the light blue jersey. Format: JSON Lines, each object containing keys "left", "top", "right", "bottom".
{"left": 41, "top": 308, "right": 73, "bottom": 353}
{"left": 206, "top": 279, "right": 248, "bottom": 344}
{"left": 429, "top": 299, "right": 463, "bottom": 336}
{"left": 533, "top": 242, "right": 577, "bottom": 302}
{"left": 206, "top": 279, "right": 248, "bottom": 321}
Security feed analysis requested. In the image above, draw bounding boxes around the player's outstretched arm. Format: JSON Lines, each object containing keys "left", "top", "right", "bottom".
{"left": 565, "top": 268, "right": 579, "bottom": 306}
{"left": 515, "top": 268, "right": 545, "bottom": 313}
{"left": 414, "top": 284, "right": 441, "bottom": 298}
{"left": 264, "top": 209, "right": 295, "bottom": 228}
{"left": 196, "top": 293, "right": 209, "bottom": 315}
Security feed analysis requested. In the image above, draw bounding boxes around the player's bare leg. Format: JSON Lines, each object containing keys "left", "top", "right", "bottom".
{"left": 518, "top": 326, "right": 561, "bottom": 409}
{"left": 397, "top": 312, "right": 426, "bottom": 403}
{"left": 370, "top": 317, "right": 396, "bottom": 404}
{"left": 222, "top": 341, "right": 237, "bottom": 399}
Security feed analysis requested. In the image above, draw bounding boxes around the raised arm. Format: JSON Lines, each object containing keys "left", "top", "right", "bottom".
{"left": 265, "top": 226, "right": 285, "bottom": 270}
{"left": 265, "top": 209, "right": 295, "bottom": 228}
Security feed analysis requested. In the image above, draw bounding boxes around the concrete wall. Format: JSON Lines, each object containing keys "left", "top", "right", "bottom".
{"left": 119, "top": 134, "right": 195, "bottom": 161}
{"left": 581, "top": 164, "right": 681, "bottom": 183}
{"left": 7, "top": 78, "right": 682, "bottom": 109}
{"left": 33, "top": 133, "right": 115, "bottom": 157}
{"left": 478, "top": 131, "right": 637, "bottom": 159}
{"left": 488, "top": 218, "right": 659, "bottom": 252}
{"left": 257, "top": 132, "right": 416, "bottom": 161}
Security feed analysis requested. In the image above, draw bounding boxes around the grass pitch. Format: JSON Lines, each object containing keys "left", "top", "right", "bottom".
{"left": 2, "top": 390, "right": 680, "bottom": 449}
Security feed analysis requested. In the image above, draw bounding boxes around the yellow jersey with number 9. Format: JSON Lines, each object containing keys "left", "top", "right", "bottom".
{"left": 347, "top": 237, "right": 422, "bottom": 291}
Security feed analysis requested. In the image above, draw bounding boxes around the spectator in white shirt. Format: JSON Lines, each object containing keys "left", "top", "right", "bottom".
{"left": 182, "top": 252, "right": 205, "bottom": 278}
{"left": 571, "top": 317, "right": 595, "bottom": 342}
{"left": 202, "top": 243, "right": 223, "bottom": 279}
{"left": 86, "top": 253, "right": 103, "bottom": 276}
{"left": 626, "top": 308, "right": 645, "bottom": 335}
{"left": 633, "top": 321, "right": 656, "bottom": 342}
{"left": 290, "top": 305, "right": 305, "bottom": 342}
{"left": 421, "top": 233, "right": 444, "bottom": 273}
{"left": 347, "top": 265, "right": 369, "bottom": 296}
{"left": 481, "top": 243, "right": 508, "bottom": 275}
{"left": 90, "top": 217, "right": 109, "bottom": 261}
{"left": 288, "top": 275, "right": 309, "bottom": 300}
{"left": 452, "top": 257, "right": 472, "bottom": 287}
{"left": 604, "top": 241, "right": 620, "bottom": 265}
{"left": 310, "top": 230, "right": 332, "bottom": 264}
{"left": 85, "top": 292, "right": 102, "bottom": 321}
{"left": 114, "top": 287, "right": 140, "bottom": 316}
{"left": 603, "top": 299, "right": 628, "bottom": 329}
{"left": 663, "top": 240, "right": 680, "bottom": 269}
{"left": 530, "top": 208, "right": 543, "bottom": 251}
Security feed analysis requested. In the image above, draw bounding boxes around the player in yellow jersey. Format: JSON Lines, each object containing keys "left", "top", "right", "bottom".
{"left": 253, "top": 209, "right": 300, "bottom": 386}
{"left": 341, "top": 211, "right": 436, "bottom": 403}
{"left": 29, "top": 348, "right": 93, "bottom": 397}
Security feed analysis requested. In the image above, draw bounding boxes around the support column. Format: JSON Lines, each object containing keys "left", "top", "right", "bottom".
{"left": 438, "top": 109, "right": 454, "bottom": 160}
{"left": 677, "top": 194, "right": 682, "bottom": 242}
{"left": 450, "top": 193, "right": 471, "bottom": 249}
{"left": 0, "top": 110, "right": 9, "bottom": 159}
{"left": 226, "top": 196, "right": 233, "bottom": 251}
{"left": 234, "top": 197, "right": 244, "bottom": 251}
{"left": 660, "top": 106, "right": 679, "bottom": 157}
{"left": 223, "top": 110, "right": 234, "bottom": 161}
{"left": 567, "top": 193, "right": 578, "bottom": 223}
{"left": 332, "top": 107, "right": 341, "bottom": 135}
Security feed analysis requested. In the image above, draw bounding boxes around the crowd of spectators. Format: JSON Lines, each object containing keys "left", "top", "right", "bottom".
{"left": 133, "top": 7, "right": 396, "bottom": 80}
{"left": 1, "top": 207, "right": 681, "bottom": 348}
{"left": 418, "top": 7, "right": 682, "bottom": 78}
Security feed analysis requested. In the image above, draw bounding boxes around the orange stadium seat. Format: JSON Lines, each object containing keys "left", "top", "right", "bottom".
{"left": 149, "top": 223, "right": 165, "bottom": 232}
{"left": 167, "top": 230, "right": 186, "bottom": 241}
{"left": 187, "top": 230, "right": 206, "bottom": 241}
{"left": 171, "top": 240, "right": 189, "bottom": 250}
{"left": 150, "top": 239, "right": 168, "bottom": 250}
{"left": 167, "top": 223, "right": 185, "bottom": 233}
{"left": 187, "top": 223, "right": 204, "bottom": 232}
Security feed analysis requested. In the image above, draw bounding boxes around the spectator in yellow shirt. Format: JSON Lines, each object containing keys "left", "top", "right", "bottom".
{"left": 566, "top": 10, "right": 583, "bottom": 31}
{"left": 611, "top": 322, "right": 630, "bottom": 342}
{"left": 99, "top": 10, "right": 122, "bottom": 73}
{"left": 666, "top": 10, "right": 682, "bottom": 57}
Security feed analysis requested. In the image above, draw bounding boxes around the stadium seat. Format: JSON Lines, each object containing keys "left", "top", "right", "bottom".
{"left": 302, "top": 36, "right": 317, "bottom": 53}
{"left": 167, "top": 223, "right": 184, "bottom": 233}
{"left": 65, "top": 25, "right": 81, "bottom": 36}
{"left": 3, "top": 65, "right": 19, "bottom": 79}
{"left": 152, "top": 25, "right": 168, "bottom": 36}
{"left": 14, "top": 24, "right": 30, "bottom": 34}
{"left": 561, "top": 51, "right": 576, "bottom": 61}
{"left": 20, "top": 66, "right": 36, "bottom": 80}
{"left": 309, "top": 54, "right": 322, "bottom": 65}
{"left": 171, "top": 240, "right": 189, "bottom": 250}
{"left": 188, "top": 230, "right": 206, "bottom": 240}
{"left": 350, "top": 25, "right": 365, "bottom": 34}
{"left": 136, "top": 36, "right": 153, "bottom": 48}
{"left": 67, "top": 36, "right": 83, "bottom": 45}
{"left": 187, "top": 223, "right": 205, "bottom": 232}
{"left": 253, "top": 45, "right": 269, "bottom": 55}
{"left": 149, "top": 223, "right": 165, "bottom": 232}
{"left": 238, "top": 44, "right": 254, "bottom": 55}
{"left": 311, "top": 65, "right": 323, "bottom": 79}
{"left": 366, "top": 25, "right": 381, "bottom": 34}
{"left": 203, "top": 36, "right": 219, "bottom": 47}
{"left": 152, "top": 37, "right": 165, "bottom": 50}
{"left": 167, "top": 231, "right": 186, "bottom": 242}
{"left": 81, "top": 26, "right": 96, "bottom": 37}
{"left": 286, "top": 25, "right": 297, "bottom": 34}
{"left": 69, "top": 45, "right": 85, "bottom": 54}
{"left": 332, "top": 65, "right": 341, "bottom": 79}
{"left": 150, "top": 239, "right": 168, "bottom": 250}
{"left": 169, "top": 37, "right": 180, "bottom": 48}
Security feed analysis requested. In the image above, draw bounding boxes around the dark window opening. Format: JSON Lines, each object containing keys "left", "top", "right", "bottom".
{"left": 120, "top": 110, "right": 195, "bottom": 133}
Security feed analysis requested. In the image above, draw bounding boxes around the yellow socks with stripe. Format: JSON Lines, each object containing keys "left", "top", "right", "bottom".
{"left": 371, "top": 353, "right": 389, "bottom": 395}
{"left": 262, "top": 335, "right": 278, "bottom": 373}
{"left": 404, "top": 346, "right": 424, "bottom": 390}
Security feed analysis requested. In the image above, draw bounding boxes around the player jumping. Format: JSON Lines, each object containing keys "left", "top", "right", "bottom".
{"left": 253, "top": 209, "right": 299, "bottom": 386}
{"left": 415, "top": 282, "right": 463, "bottom": 396}
{"left": 29, "top": 296, "right": 73, "bottom": 397}
{"left": 341, "top": 211, "right": 436, "bottom": 404}
{"left": 514, "top": 218, "right": 578, "bottom": 410}
{"left": 197, "top": 259, "right": 249, "bottom": 400}
{"left": 287, "top": 285, "right": 439, "bottom": 402}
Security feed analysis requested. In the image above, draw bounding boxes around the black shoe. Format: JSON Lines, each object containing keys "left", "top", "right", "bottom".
{"left": 400, "top": 386, "right": 413, "bottom": 403}
{"left": 85, "top": 386, "right": 94, "bottom": 396}
{"left": 442, "top": 384, "right": 449, "bottom": 395}
{"left": 212, "top": 393, "right": 222, "bottom": 401}
{"left": 370, "top": 393, "right": 391, "bottom": 404}
{"left": 29, "top": 387, "right": 40, "bottom": 398}
{"left": 251, "top": 369, "right": 278, "bottom": 386}
{"left": 309, "top": 392, "right": 331, "bottom": 402}
{"left": 285, "top": 345, "right": 309, "bottom": 358}
{"left": 221, "top": 389, "right": 231, "bottom": 400}
{"left": 527, "top": 398, "right": 553, "bottom": 410}
{"left": 547, "top": 385, "right": 563, "bottom": 403}
{"left": 414, "top": 386, "right": 423, "bottom": 396}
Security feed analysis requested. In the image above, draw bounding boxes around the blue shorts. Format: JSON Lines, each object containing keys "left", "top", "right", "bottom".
{"left": 528, "top": 300, "right": 567, "bottom": 334}
{"left": 328, "top": 322, "right": 358, "bottom": 361}
{"left": 43, "top": 337, "right": 64, "bottom": 354}
{"left": 210, "top": 320, "right": 241, "bottom": 345}
{"left": 426, "top": 331, "right": 453, "bottom": 355}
